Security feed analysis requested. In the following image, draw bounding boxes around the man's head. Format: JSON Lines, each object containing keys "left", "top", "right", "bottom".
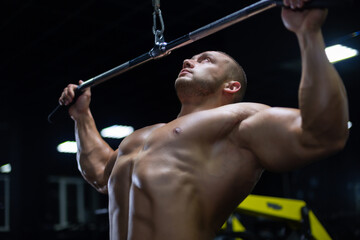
{"left": 175, "top": 51, "right": 247, "bottom": 104}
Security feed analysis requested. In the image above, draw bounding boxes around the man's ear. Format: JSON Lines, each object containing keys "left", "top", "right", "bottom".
{"left": 223, "top": 81, "right": 241, "bottom": 94}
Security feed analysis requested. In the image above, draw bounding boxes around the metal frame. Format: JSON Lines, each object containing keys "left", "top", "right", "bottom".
{"left": 49, "top": 176, "right": 86, "bottom": 230}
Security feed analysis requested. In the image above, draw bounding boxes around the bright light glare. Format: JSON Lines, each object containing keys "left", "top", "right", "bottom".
{"left": 348, "top": 121, "right": 352, "bottom": 129}
{"left": 325, "top": 44, "right": 358, "bottom": 63}
{"left": 57, "top": 141, "right": 77, "bottom": 153}
{"left": 0, "top": 163, "right": 11, "bottom": 173}
{"left": 100, "top": 125, "right": 134, "bottom": 139}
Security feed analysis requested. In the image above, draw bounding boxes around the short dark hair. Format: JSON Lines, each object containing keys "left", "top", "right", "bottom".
{"left": 219, "top": 52, "right": 247, "bottom": 102}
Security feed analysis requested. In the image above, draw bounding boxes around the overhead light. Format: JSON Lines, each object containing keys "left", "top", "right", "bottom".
{"left": 100, "top": 125, "right": 134, "bottom": 139}
{"left": 348, "top": 121, "right": 352, "bottom": 129}
{"left": 0, "top": 163, "right": 11, "bottom": 173}
{"left": 56, "top": 125, "right": 133, "bottom": 154}
{"left": 325, "top": 44, "right": 358, "bottom": 63}
{"left": 57, "top": 141, "right": 77, "bottom": 153}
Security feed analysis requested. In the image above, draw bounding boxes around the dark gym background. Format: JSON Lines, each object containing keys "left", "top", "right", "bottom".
{"left": 1, "top": 0, "right": 359, "bottom": 239}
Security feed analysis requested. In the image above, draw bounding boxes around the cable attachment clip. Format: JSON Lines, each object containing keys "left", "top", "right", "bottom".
{"left": 150, "top": 0, "right": 168, "bottom": 59}
{"left": 152, "top": 1, "right": 166, "bottom": 49}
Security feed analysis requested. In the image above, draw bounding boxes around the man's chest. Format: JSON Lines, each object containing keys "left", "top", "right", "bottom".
{"left": 108, "top": 107, "right": 251, "bottom": 187}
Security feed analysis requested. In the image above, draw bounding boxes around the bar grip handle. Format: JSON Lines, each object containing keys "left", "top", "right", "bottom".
{"left": 274, "top": 0, "right": 353, "bottom": 8}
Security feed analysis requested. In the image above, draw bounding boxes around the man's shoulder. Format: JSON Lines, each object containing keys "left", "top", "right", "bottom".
{"left": 216, "top": 102, "right": 271, "bottom": 116}
{"left": 132, "top": 123, "right": 166, "bottom": 137}
{"left": 119, "top": 123, "right": 165, "bottom": 151}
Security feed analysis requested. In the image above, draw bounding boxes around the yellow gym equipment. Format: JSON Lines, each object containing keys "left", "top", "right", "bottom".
{"left": 218, "top": 194, "right": 332, "bottom": 240}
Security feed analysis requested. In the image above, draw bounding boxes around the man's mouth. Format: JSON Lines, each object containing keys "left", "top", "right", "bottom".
{"left": 179, "top": 69, "right": 192, "bottom": 76}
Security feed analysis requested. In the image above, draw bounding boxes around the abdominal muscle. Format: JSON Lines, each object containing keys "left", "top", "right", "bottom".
{"left": 108, "top": 152, "right": 214, "bottom": 240}
{"left": 129, "top": 132, "right": 220, "bottom": 239}
{"left": 109, "top": 146, "right": 261, "bottom": 240}
{"left": 129, "top": 165, "right": 210, "bottom": 240}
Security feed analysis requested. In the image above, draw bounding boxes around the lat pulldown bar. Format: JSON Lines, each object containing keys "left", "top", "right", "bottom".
{"left": 48, "top": 0, "right": 352, "bottom": 123}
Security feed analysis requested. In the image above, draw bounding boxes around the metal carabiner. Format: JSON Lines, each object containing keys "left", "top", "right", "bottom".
{"left": 152, "top": 9, "right": 165, "bottom": 37}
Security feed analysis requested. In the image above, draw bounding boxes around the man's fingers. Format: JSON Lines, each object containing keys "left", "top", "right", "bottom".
{"left": 58, "top": 96, "right": 65, "bottom": 106}
{"left": 59, "top": 90, "right": 67, "bottom": 106}
{"left": 59, "top": 92, "right": 69, "bottom": 106}
{"left": 59, "top": 84, "right": 77, "bottom": 106}
{"left": 65, "top": 86, "right": 75, "bottom": 105}
{"left": 59, "top": 80, "right": 91, "bottom": 106}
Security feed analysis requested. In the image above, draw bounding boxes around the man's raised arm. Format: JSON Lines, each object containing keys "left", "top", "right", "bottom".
{"left": 59, "top": 81, "right": 118, "bottom": 193}
{"left": 285, "top": 7, "right": 349, "bottom": 145}
{"left": 236, "top": 2, "right": 349, "bottom": 171}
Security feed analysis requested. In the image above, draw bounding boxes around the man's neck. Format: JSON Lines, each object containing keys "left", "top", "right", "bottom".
{"left": 177, "top": 96, "right": 224, "bottom": 118}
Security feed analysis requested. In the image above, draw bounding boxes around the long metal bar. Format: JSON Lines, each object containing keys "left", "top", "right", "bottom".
{"left": 48, "top": 0, "right": 350, "bottom": 122}
{"left": 48, "top": 0, "right": 278, "bottom": 122}
{"left": 78, "top": 52, "right": 153, "bottom": 90}
{"left": 76, "top": 0, "right": 351, "bottom": 93}
{"left": 77, "top": 0, "right": 277, "bottom": 92}
{"left": 167, "top": 0, "right": 276, "bottom": 52}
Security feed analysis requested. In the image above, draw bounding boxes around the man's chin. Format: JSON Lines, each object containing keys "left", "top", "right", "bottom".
{"left": 175, "top": 76, "right": 192, "bottom": 86}
{"left": 175, "top": 77, "right": 190, "bottom": 90}
{"left": 176, "top": 74, "right": 192, "bottom": 80}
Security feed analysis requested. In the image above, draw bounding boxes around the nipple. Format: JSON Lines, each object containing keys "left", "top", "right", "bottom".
{"left": 173, "top": 127, "right": 182, "bottom": 135}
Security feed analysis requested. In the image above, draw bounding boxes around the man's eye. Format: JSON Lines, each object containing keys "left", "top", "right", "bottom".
{"left": 201, "top": 57, "right": 211, "bottom": 62}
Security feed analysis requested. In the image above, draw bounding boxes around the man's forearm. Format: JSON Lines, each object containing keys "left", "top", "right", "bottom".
{"left": 297, "top": 29, "right": 349, "bottom": 146}
{"left": 75, "top": 109, "right": 115, "bottom": 190}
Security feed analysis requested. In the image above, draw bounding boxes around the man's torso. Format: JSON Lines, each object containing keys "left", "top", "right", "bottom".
{"left": 108, "top": 103, "right": 266, "bottom": 240}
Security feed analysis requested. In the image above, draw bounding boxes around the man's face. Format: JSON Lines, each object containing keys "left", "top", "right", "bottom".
{"left": 175, "top": 51, "right": 232, "bottom": 97}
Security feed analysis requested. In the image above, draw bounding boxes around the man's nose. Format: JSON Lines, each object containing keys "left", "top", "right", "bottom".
{"left": 183, "top": 59, "right": 195, "bottom": 69}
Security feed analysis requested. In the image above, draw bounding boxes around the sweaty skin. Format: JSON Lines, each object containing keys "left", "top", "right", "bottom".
{"left": 59, "top": 1, "right": 349, "bottom": 240}
{"left": 108, "top": 104, "right": 266, "bottom": 240}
